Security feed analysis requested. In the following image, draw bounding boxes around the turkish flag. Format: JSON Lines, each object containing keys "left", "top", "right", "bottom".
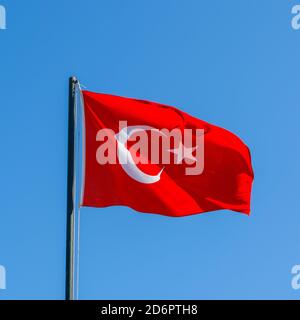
{"left": 81, "top": 90, "right": 254, "bottom": 217}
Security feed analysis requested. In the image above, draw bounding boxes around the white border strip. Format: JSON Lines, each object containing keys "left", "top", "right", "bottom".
{"left": 78, "top": 83, "right": 86, "bottom": 206}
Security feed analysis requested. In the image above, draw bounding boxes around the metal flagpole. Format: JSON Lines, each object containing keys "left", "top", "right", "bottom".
{"left": 65, "top": 76, "right": 78, "bottom": 300}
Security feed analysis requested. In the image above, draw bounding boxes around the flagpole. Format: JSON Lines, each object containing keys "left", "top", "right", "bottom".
{"left": 65, "top": 76, "right": 78, "bottom": 300}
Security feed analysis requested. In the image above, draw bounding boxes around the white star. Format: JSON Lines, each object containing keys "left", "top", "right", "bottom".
{"left": 168, "top": 141, "right": 198, "bottom": 164}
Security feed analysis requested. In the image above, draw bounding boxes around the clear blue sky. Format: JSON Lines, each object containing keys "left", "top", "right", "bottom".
{"left": 1, "top": 0, "right": 300, "bottom": 299}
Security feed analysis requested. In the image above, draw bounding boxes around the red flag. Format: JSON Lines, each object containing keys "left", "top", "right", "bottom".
{"left": 80, "top": 90, "right": 254, "bottom": 217}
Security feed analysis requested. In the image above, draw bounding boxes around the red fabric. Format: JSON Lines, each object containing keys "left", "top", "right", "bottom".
{"left": 81, "top": 90, "right": 254, "bottom": 217}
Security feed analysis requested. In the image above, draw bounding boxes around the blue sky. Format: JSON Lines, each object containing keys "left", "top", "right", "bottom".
{"left": 1, "top": 0, "right": 300, "bottom": 299}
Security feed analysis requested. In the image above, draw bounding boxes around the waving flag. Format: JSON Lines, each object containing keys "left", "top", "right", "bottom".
{"left": 80, "top": 90, "right": 253, "bottom": 217}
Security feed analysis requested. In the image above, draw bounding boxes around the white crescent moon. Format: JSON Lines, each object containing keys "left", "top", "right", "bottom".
{"left": 115, "top": 126, "right": 165, "bottom": 184}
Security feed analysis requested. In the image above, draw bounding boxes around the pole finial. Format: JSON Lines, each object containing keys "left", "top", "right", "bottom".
{"left": 70, "top": 76, "right": 78, "bottom": 84}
